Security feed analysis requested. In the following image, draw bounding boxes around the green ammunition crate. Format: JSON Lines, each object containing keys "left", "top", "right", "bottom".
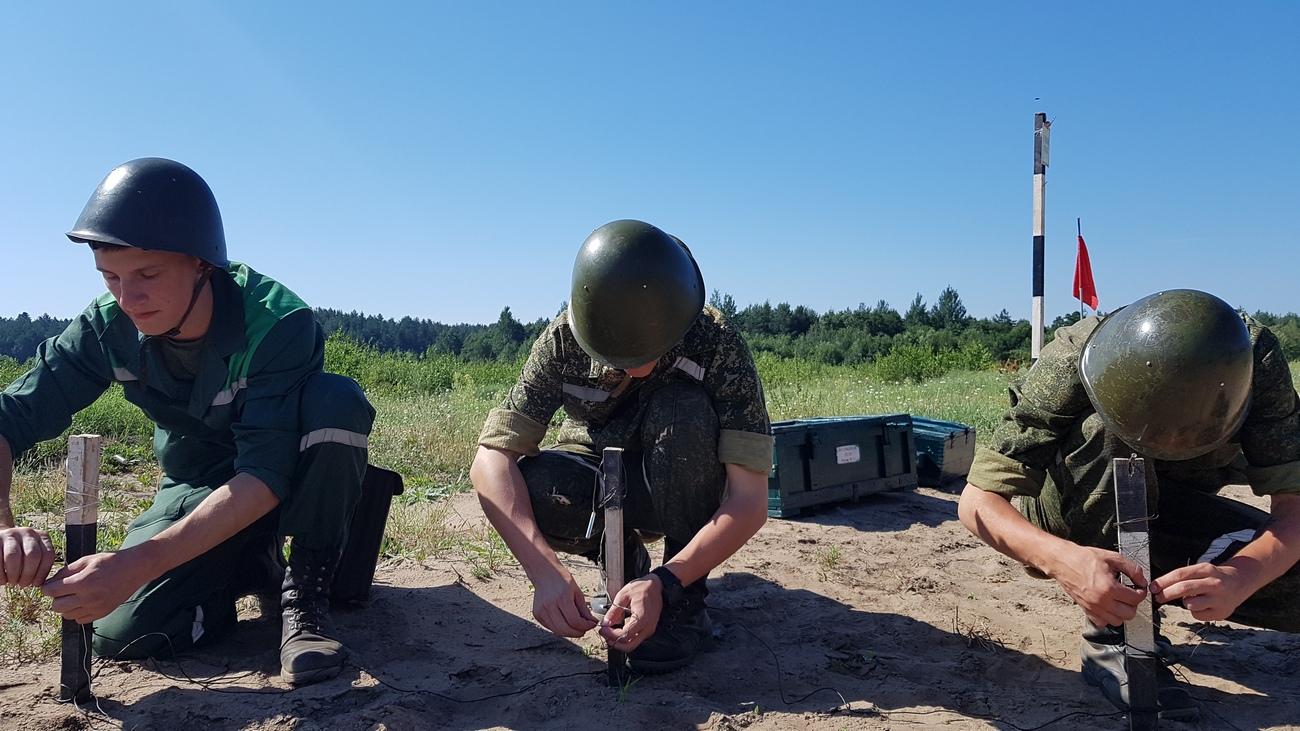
{"left": 912, "top": 417, "right": 976, "bottom": 488}
{"left": 767, "top": 414, "right": 918, "bottom": 518}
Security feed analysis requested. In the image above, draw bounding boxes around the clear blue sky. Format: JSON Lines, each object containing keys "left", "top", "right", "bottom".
{"left": 2, "top": 2, "right": 1296, "bottom": 324}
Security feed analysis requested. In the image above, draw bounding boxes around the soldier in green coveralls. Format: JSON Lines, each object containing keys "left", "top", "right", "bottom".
{"left": 470, "top": 220, "right": 773, "bottom": 673}
{"left": 0, "top": 158, "right": 374, "bottom": 686}
{"left": 958, "top": 289, "right": 1300, "bottom": 720}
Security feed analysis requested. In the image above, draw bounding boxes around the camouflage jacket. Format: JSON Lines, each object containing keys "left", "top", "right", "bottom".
{"left": 478, "top": 306, "right": 774, "bottom": 473}
{"left": 969, "top": 315, "right": 1300, "bottom": 499}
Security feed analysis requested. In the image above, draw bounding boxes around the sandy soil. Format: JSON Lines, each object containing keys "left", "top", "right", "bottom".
{"left": 2, "top": 485, "right": 1297, "bottom": 731}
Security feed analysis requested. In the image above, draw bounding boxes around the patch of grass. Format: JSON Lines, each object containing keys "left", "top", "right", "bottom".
{"left": 462, "top": 527, "right": 514, "bottom": 580}
{"left": 815, "top": 544, "right": 843, "bottom": 580}
{"left": 0, "top": 587, "right": 60, "bottom": 664}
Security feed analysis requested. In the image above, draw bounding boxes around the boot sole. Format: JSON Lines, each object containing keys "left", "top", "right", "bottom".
{"left": 281, "top": 662, "right": 345, "bottom": 687}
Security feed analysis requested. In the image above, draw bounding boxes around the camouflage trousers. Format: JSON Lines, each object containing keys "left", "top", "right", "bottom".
{"left": 1022, "top": 466, "right": 1300, "bottom": 633}
{"left": 519, "top": 382, "right": 726, "bottom": 574}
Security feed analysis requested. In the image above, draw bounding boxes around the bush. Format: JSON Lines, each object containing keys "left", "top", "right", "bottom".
{"left": 325, "top": 331, "right": 455, "bottom": 395}
{"left": 871, "top": 341, "right": 993, "bottom": 384}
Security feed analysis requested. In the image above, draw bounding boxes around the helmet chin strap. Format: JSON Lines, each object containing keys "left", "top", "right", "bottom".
{"left": 161, "top": 265, "right": 214, "bottom": 340}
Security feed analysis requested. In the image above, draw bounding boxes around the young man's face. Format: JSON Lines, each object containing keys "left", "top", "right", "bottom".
{"left": 93, "top": 246, "right": 207, "bottom": 336}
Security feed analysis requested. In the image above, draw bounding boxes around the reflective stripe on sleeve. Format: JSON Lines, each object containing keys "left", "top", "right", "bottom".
{"left": 299, "top": 428, "right": 370, "bottom": 452}
{"left": 211, "top": 378, "right": 248, "bottom": 406}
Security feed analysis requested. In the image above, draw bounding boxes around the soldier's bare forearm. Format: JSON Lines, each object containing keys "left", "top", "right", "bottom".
{"left": 131, "top": 472, "right": 280, "bottom": 578}
{"left": 662, "top": 463, "right": 767, "bottom": 587}
{"left": 958, "top": 482, "right": 1079, "bottom": 578}
{"left": 0, "top": 437, "right": 14, "bottom": 529}
{"left": 469, "top": 446, "right": 567, "bottom": 582}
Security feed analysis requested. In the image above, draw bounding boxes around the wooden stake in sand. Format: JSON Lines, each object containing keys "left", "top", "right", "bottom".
{"left": 600, "top": 447, "right": 630, "bottom": 687}
{"left": 59, "top": 435, "right": 101, "bottom": 704}
{"left": 1113, "top": 456, "right": 1159, "bottom": 731}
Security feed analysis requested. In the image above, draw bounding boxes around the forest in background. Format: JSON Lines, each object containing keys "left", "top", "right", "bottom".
{"left": 2, "top": 286, "right": 1297, "bottom": 366}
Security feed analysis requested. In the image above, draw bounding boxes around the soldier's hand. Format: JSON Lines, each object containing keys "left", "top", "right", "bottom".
{"left": 599, "top": 574, "right": 664, "bottom": 652}
{"left": 0, "top": 527, "right": 57, "bottom": 588}
{"left": 1054, "top": 546, "right": 1148, "bottom": 627}
{"left": 42, "top": 551, "right": 152, "bottom": 624}
{"left": 1150, "top": 563, "right": 1250, "bottom": 622}
{"left": 530, "top": 567, "right": 598, "bottom": 638}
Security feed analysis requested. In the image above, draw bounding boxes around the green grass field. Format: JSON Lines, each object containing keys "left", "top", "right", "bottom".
{"left": 2, "top": 350, "right": 1297, "bottom": 662}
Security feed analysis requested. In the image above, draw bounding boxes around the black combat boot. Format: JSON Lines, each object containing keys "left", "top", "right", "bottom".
{"left": 628, "top": 577, "right": 713, "bottom": 674}
{"left": 1080, "top": 619, "right": 1197, "bottom": 721}
{"left": 587, "top": 535, "right": 652, "bottom": 617}
{"left": 279, "top": 545, "right": 346, "bottom": 686}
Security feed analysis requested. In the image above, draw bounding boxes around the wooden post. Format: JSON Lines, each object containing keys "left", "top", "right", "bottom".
{"left": 1031, "top": 112, "right": 1051, "bottom": 361}
{"left": 600, "top": 447, "right": 629, "bottom": 687}
{"left": 59, "top": 435, "right": 101, "bottom": 704}
{"left": 1113, "top": 456, "right": 1159, "bottom": 730}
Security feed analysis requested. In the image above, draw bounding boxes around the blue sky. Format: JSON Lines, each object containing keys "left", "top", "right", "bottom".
{"left": 2, "top": 2, "right": 1296, "bottom": 324}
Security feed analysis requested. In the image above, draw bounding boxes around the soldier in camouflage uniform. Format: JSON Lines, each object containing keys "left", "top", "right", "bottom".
{"left": 471, "top": 220, "right": 773, "bottom": 673}
{"left": 959, "top": 289, "right": 1300, "bottom": 720}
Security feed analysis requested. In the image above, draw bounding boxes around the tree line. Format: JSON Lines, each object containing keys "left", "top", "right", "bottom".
{"left": 2, "top": 289, "right": 1297, "bottom": 366}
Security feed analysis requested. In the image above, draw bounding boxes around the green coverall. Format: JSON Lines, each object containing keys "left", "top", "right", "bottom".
{"left": 0, "top": 264, "right": 374, "bottom": 658}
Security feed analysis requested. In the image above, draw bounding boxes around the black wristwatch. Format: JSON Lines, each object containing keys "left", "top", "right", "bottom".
{"left": 651, "top": 566, "right": 685, "bottom": 605}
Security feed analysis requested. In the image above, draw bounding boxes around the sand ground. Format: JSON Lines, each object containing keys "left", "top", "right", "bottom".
{"left": 3, "top": 485, "right": 1297, "bottom": 731}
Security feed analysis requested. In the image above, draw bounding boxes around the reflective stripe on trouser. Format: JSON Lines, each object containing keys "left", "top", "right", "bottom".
{"left": 92, "top": 372, "right": 375, "bottom": 659}
{"left": 518, "top": 381, "right": 726, "bottom": 564}
{"left": 1020, "top": 462, "right": 1300, "bottom": 634}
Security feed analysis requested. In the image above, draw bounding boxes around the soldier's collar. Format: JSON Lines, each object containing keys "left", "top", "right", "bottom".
{"left": 205, "top": 269, "right": 247, "bottom": 358}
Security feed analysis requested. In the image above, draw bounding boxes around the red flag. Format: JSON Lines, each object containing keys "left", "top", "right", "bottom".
{"left": 1073, "top": 234, "right": 1099, "bottom": 310}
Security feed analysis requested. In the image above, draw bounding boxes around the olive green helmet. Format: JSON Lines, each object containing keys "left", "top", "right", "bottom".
{"left": 1079, "top": 289, "right": 1252, "bottom": 461}
{"left": 568, "top": 219, "right": 705, "bottom": 369}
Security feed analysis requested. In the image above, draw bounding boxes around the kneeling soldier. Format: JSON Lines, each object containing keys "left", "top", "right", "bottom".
{"left": 958, "top": 290, "right": 1300, "bottom": 720}
{"left": 0, "top": 158, "right": 374, "bottom": 685}
{"left": 471, "top": 220, "right": 772, "bottom": 672}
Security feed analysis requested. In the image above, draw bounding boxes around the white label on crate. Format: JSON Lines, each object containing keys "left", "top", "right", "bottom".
{"left": 835, "top": 444, "right": 861, "bottom": 464}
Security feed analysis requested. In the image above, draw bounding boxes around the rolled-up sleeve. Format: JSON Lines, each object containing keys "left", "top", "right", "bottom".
{"left": 703, "top": 323, "right": 773, "bottom": 474}
{"left": 971, "top": 323, "right": 1094, "bottom": 498}
{"left": 231, "top": 309, "right": 322, "bottom": 499}
{"left": 1239, "top": 327, "right": 1300, "bottom": 496}
{"left": 0, "top": 310, "right": 112, "bottom": 456}
{"left": 478, "top": 325, "right": 564, "bottom": 456}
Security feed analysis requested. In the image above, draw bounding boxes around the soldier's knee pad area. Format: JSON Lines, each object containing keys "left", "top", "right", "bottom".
{"left": 299, "top": 372, "right": 375, "bottom": 433}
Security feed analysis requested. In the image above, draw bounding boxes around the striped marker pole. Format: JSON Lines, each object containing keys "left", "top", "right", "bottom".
{"left": 59, "top": 435, "right": 101, "bottom": 704}
{"left": 1031, "top": 112, "right": 1051, "bottom": 361}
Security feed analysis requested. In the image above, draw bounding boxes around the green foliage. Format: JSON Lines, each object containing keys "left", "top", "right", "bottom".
{"left": 325, "top": 331, "right": 457, "bottom": 395}
{"left": 871, "top": 341, "right": 993, "bottom": 384}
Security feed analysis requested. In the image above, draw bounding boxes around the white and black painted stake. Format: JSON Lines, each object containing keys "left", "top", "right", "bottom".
{"left": 59, "top": 434, "right": 101, "bottom": 704}
{"left": 1113, "top": 456, "right": 1159, "bottom": 730}
{"left": 1031, "top": 112, "right": 1051, "bottom": 361}
{"left": 600, "top": 447, "right": 629, "bottom": 687}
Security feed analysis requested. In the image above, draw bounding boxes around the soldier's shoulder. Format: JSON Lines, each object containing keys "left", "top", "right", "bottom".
{"left": 1051, "top": 316, "right": 1100, "bottom": 349}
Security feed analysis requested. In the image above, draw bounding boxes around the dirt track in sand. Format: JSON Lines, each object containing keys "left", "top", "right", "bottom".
{"left": 3, "top": 485, "right": 1297, "bottom": 730}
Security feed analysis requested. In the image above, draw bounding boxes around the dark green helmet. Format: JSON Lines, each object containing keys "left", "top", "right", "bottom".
{"left": 1080, "top": 289, "right": 1252, "bottom": 461}
{"left": 67, "top": 157, "right": 228, "bottom": 268}
{"left": 568, "top": 219, "right": 705, "bottom": 369}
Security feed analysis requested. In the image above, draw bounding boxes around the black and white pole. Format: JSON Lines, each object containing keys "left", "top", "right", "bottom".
{"left": 59, "top": 434, "right": 101, "bottom": 704}
{"left": 600, "top": 447, "right": 629, "bottom": 687}
{"left": 1031, "top": 112, "right": 1051, "bottom": 361}
{"left": 1114, "top": 456, "right": 1159, "bottom": 731}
